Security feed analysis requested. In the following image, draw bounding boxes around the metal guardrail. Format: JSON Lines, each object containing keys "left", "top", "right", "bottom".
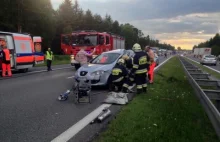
{"left": 179, "top": 57, "right": 220, "bottom": 139}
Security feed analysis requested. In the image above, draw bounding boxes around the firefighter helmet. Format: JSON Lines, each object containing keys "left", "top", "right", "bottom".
{"left": 117, "top": 58, "right": 125, "bottom": 64}
{"left": 132, "top": 43, "right": 142, "bottom": 52}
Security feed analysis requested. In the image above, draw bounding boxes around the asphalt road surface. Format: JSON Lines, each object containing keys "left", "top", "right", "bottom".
{"left": 187, "top": 55, "right": 220, "bottom": 71}
{"left": 0, "top": 56, "right": 169, "bottom": 142}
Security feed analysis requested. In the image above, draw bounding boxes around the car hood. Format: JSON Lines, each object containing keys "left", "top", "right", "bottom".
{"left": 78, "top": 63, "right": 115, "bottom": 73}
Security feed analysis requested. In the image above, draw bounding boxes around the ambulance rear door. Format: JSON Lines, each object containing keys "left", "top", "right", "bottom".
{"left": 33, "top": 36, "right": 44, "bottom": 65}
{"left": 13, "top": 34, "right": 34, "bottom": 71}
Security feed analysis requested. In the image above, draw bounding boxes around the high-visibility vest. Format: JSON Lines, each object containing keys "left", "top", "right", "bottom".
{"left": 46, "top": 51, "right": 53, "bottom": 60}
{"left": 3, "top": 49, "right": 10, "bottom": 61}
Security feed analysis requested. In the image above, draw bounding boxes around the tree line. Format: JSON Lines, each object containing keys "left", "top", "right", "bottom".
{"left": 0, "top": 0, "right": 175, "bottom": 54}
{"left": 193, "top": 33, "right": 220, "bottom": 55}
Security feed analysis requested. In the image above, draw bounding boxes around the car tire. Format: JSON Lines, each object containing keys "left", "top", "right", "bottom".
{"left": 106, "top": 76, "right": 112, "bottom": 91}
{"left": 19, "top": 68, "right": 28, "bottom": 73}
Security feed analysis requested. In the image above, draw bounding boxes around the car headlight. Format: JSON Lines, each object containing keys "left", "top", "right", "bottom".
{"left": 91, "top": 70, "right": 105, "bottom": 76}
{"left": 71, "top": 55, "right": 74, "bottom": 59}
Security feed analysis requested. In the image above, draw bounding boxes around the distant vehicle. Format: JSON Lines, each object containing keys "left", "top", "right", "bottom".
{"left": 154, "top": 53, "right": 159, "bottom": 66}
{"left": 151, "top": 47, "right": 159, "bottom": 54}
{"left": 194, "top": 47, "right": 211, "bottom": 58}
{"left": 200, "top": 55, "right": 217, "bottom": 66}
{"left": 0, "top": 31, "right": 44, "bottom": 72}
{"left": 75, "top": 49, "right": 134, "bottom": 87}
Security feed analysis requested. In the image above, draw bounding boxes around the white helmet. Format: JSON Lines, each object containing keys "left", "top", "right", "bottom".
{"left": 132, "top": 43, "right": 142, "bottom": 52}
{"left": 117, "top": 58, "right": 125, "bottom": 64}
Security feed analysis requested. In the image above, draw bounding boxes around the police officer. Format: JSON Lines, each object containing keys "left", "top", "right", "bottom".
{"left": 131, "top": 43, "right": 150, "bottom": 94}
{"left": 46, "top": 48, "right": 53, "bottom": 71}
{"left": 110, "top": 58, "right": 129, "bottom": 93}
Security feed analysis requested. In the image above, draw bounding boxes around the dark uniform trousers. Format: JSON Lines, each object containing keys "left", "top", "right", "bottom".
{"left": 110, "top": 65, "right": 130, "bottom": 93}
{"left": 135, "top": 73, "right": 147, "bottom": 93}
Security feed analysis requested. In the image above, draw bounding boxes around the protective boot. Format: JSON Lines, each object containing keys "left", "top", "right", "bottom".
{"left": 2, "top": 63, "right": 6, "bottom": 77}
{"left": 143, "top": 87, "right": 147, "bottom": 93}
{"left": 137, "top": 89, "right": 143, "bottom": 94}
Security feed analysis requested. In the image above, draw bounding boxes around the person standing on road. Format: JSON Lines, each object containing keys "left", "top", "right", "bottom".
{"left": 1, "top": 45, "right": 12, "bottom": 77}
{"left": 145, "top": 46, "right": 155, "bottom": 84}
{"left": 164, "top": 52, "right": 167, "bottom": 58}
{"left": 46, "top": 48, "right": 53, "bottom": 71}
{"left": 132, "top": 43, "right": 149, "bottom": 94}
{"left": 75, "top": 46, "right": 96, "bottom": 68}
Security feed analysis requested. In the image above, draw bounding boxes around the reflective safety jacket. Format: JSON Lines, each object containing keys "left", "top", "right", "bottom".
{"left": 111, "top": 64, "right": 128, "bottom": 83}
{"left": 46, "top": 51, "right": 53, "bottom": 60}
{"left": 132, "top": 51, "right": 150, "bottom": 74}
{"left": 2, "top": 49, "right": 10, "bottom": 64}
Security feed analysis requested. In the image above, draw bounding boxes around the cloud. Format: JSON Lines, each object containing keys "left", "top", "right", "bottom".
{"left": 51, "top": 0, "right": 220, "bottom": 49}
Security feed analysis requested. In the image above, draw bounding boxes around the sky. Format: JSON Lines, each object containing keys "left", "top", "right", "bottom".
{"left": 51, "top": 0, "right": 220, "bottom": 49}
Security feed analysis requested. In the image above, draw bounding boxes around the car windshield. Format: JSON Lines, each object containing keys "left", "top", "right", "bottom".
{"left": 205, "top": 55, "right": 215, "bottom": 58}
{"left": 90, "top": 53, "right": 121, "bottom": 64}
{"left": 72, "top": 34, "right": 97, "bottom": 46}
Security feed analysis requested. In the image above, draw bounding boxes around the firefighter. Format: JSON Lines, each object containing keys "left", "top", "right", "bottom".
{"left": 132, "top": 43, "right": 150, "bottom": 94}
{"left": 1, "top": 45, "right": 12, "bottom": 77}
{"left": 122, "top": 55, "right": 135, "bottom": 89}
{"left": 110, "top": 58, "right": 129, "bottom": 93}
{"left": 145, "top": 46, "right": 155, "bottom": 84}
{"left": 46, "top": 48, "right": 53, "bottom": 71}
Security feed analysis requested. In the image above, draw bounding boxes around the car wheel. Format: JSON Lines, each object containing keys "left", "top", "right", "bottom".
{"left": 106, "top": 76, "right": 112, "bottom": 91}
{"left": 19, "top": 68, "right": 28, "bottom": 73}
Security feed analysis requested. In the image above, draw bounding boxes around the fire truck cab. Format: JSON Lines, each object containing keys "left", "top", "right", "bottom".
{"left": 0, "top": 31, "right": 44, "bottom": 72}
{"left": 60, "top": 30, "right": 125, "bottom": 66}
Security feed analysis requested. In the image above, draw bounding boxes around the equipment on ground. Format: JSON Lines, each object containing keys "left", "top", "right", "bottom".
{"left": 58, "top": 76, "right": 92, "bottom": 103}
{"left": 104, "top": 92, "right": 129, "bottom": 105}
{"left": 58, "top": 90, "right": 71, "bottom": 101}
{"left": 73, "top": 76, "right": 91, "bottom": 103}
{"left": 90, "top": 107, "right": 111, "bottom": 124}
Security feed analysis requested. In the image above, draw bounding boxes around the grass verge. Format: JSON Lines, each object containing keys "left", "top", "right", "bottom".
{"left": 185, "top": 58, "right": 220, "bottom": 79}
{"left": 35, "top": 55, "right": 70, "bottom": 67}
{"left": 96, "top": 57, "right": 219, "bottom": 142}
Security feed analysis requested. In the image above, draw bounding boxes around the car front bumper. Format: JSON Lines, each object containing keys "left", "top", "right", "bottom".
{"left": 75, "top": 72, "right": 111, "bottom": 86}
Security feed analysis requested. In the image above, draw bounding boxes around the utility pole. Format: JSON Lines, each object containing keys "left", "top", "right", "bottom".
{"left": 17, "top": 0, "right": 23, "bottom": 33}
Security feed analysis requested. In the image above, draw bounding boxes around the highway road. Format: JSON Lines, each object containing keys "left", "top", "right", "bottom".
{"left": 0, "top": 56, "right": 169, "bottom": 142}
{"left": 187, "top": 55, "right": 220, "bottom": 71}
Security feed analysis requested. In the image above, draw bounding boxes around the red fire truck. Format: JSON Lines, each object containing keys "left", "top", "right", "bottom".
{"left": 61, "top": 30, "right": 125, "bottom": 56}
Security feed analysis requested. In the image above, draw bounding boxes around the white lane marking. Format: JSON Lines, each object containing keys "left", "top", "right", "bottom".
{"left": 185, "top": 57, "right": 220, "bottom": 74}
{"left": 27, "top": 67, "right": 73, "bottom": 74}
{"left": 51, "top": 56, "right": 173, "bottom": 142}
{"left": 67, "top": 76, "right": 75, "bottom": 79}
{"left": 51, "top": 104, "right": 111, "bottom": 142}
